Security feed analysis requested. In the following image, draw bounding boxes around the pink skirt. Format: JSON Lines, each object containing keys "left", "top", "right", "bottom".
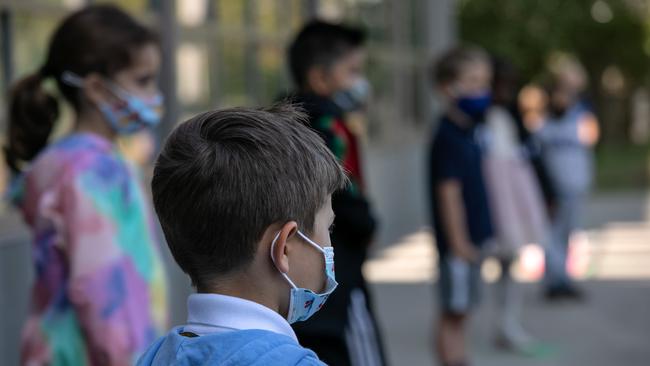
{"left": 483, "top": 157, "right": 550, "bottom": 257}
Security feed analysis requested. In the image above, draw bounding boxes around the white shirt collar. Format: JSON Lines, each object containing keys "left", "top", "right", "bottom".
{"left": 184, "top": 293, "right": 297, "bottom": 342}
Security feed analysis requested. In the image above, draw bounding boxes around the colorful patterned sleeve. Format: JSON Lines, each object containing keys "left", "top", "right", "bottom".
{"left": 55, "top": 157, "right": 166, "bottom": 365}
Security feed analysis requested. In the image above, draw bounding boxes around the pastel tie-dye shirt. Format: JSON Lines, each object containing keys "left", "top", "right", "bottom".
{"left": 12, "top": 133, "right": 168, "bottom": 366}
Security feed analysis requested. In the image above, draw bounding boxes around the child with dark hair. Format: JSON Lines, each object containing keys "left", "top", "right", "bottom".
{"left": 285, "top": 20, "right": 387, "bottom": 366}
{"left": 5, "top": 5, "right": 168, "bottom": 365}
{"left": 428, "top": 46, "right": 494, "bottom": 366}
{"left": 482, "top": 57, "right": 549, "bottom": 352}
{"left": 139, "top": 104, "right": 346, "bottom": 365}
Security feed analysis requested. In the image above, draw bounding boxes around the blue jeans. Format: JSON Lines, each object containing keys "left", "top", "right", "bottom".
{"left": 544, "top": 192, "right": 586, "bottom": 288}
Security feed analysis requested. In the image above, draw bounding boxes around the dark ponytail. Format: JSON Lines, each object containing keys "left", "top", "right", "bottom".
{"left": 4, "top": 5, "right": 157, "bottom": 173}
{"left": 5, "top": 69, "right": 59, "bottom": 173}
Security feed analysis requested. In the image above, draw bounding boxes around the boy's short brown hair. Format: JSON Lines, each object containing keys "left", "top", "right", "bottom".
{"left": 151, "top": 104, "right": 347, "bottom": 289}
{"left": 431, "top": 46, "right": 490, "bottom": 86}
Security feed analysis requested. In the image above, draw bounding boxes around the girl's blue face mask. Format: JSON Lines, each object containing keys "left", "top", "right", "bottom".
{"left": 62, "top": 71, "right": 163, "bottom": 135}
{"left": 270, "top": 231, "right": 338, "bottom": 324}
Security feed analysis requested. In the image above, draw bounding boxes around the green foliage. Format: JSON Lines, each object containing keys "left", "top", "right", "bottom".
{"left": 458, "top": 0, "right": 649, "bottom": 84}
{"left": 596, "top": 143, "right": 650, "bottom": 190}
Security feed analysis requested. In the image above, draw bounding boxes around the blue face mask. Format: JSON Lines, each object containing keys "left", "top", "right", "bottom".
{"left": 270, "top": 231, "right": 338, "bottom": 324}
{"left": 457, "top": 92, "right": 492, "bottom": 123}
{"left": 98, "top": 91, "right": 163, "bottom": 135}
{"left": 333, "top": 77, "right": 371, "bottom": 112}
{"left": 62, "top": 71, "right": 163, "bottom": 135}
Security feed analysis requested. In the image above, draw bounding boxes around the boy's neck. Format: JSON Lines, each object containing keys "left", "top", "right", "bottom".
{"left": 199, "top": 273, "right": 283, "bottom": 315}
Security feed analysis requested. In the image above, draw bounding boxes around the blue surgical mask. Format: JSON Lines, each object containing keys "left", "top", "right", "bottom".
{"left": 98, "top": 91, "right": 163, "bottom": 135}
{"left": 270, "top": 231, "right": 338, "bottom": 324}
{"left": 62, "top": 71, "right": 163, "bottom": 135}
{"left": 333, "top": 77, "right": 371, "bottom": 112}
{"left": 456, "top": 92, "right": 492, "bottom": 124}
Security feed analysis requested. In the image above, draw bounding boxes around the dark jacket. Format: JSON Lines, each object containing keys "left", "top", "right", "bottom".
{"left": 289, "top": 92, "right": 377, "bottom": 335}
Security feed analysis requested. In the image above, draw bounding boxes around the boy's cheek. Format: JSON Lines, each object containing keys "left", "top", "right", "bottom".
{"left": 317, "top": 268, "right": 328, "bottom": 292}
{"left": 331, "top": 66, "right": 359, "bottom": 93}
{"left": 333, "top": 75, "right": 355, "bottom": 94}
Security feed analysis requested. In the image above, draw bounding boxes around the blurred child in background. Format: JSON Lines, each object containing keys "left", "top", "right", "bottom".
{"left": 5, "top": 5, "right": 168, "bottom": 365}
{"left": 428, "top": 46, "right": 494, "bottom": 366}
{"left": 534, "top": 55, "right": 599, "bottom": 300}
{"left": 481, "top": 58, "right": 550, "bottom": 353}
{"left": 285, "top": 20, "right": 387, "bottom": 366}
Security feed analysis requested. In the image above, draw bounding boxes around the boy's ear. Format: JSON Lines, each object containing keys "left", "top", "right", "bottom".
{"left": 306, "top": 66, "right": 330, "bottom": 95}
{"left": 271, "top": 221, "right": 299, "bottom": 274}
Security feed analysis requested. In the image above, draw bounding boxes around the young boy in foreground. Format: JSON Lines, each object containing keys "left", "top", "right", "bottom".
{"left": 138, "top": 105, "right": 347, "bottom": 365}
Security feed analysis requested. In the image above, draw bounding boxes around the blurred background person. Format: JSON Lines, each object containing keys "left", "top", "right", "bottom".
{"left": 481, "top": 58, "right": 551, "bottom": 353}
{"left": 284, "top": 20, "right": 387, "bottom": 366}
{"left": 4, "top": 5, "right": 169, "bottom": 365}
{"left": 533, "top": 54, "right": 600, "bottom": 300}
{"left": 428, "top": 46, "right": 494, "bottom": 366}
{"left": 518, "top": 84, "right": 557, "bottom": 213}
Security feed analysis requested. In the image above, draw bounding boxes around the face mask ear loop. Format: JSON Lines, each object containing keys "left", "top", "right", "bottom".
{"left": 62, "top": 71, "right": 127, "bottom": 100}
{"left": 297, "top": 231, "right": 327, "bottom": 254}
{"left": 270, "top": 231, "right": 299, "bottom": 289}
{"left": 61, "top": 71, "right": 85, "bottom": 88}
{"left": 104, "top": 80, "right": 131, "bottom": 101}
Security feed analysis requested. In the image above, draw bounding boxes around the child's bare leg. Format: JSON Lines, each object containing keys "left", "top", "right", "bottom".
{"left": 436, "top": 312, "right": 468, "bottom": 365}
{"left": 496, "top": 257, "right": 533, "bottom": 349}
